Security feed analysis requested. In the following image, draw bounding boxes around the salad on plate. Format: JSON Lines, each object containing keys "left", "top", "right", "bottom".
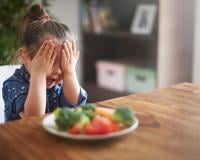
{"left": 42, "top": 104, "right": 139, "bottom": 140}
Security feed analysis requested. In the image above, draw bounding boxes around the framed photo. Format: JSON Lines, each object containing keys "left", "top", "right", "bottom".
{"left": 130, "top": 4, "right": 157, "bottom": 35}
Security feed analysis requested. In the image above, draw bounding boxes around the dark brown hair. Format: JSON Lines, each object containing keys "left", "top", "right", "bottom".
{"left": 21, "top": 3, "right": 72, "bottom": 54}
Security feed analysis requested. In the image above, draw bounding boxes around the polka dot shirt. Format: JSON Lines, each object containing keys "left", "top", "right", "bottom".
{"left": 2, "top": 65, "right": 87, "bottom": 121}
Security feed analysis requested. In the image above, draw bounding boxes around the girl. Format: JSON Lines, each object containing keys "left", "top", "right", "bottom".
{"left": 2, "top": 4, "right": 87, "bottom": 121}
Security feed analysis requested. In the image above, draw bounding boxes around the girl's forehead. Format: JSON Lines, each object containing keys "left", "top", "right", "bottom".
{"left": 41, "top": 34, "right": 65, "bottom": 49}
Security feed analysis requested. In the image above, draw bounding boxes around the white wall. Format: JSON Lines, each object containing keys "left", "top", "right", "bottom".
{"left": 49, "top": 0, "right": 83, "bottom": 83}
{"left": 193, "top": 0, "right": 200, "bottom": 83}
{"left": 158, "top": 0, "right": 195, "bottom": 87}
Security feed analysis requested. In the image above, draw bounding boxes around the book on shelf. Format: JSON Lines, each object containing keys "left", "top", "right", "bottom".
{"left": 81, "top": 0, "right": 118, "bottom": 33}
{"left": 88, "top": 0, "right": 103, "bottom": 33}
{"left": 81, "top": 2, "right": 91, "bottom": 32}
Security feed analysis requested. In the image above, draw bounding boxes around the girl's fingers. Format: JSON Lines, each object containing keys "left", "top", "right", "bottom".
{"left": 72, "top": 39, "right": 77, "bottom": 56}
{"left": 61, "top": 49, "right": 66, "bottom": 61}
{"left": 36, "top": 41, "right": 47, "bottom": 56}
{"left": 66, "top": 40, "right": 73, "bottom": 60}
{"left": 63, "top": 42, "right": 70, "bottom": 62}
{"left": 41, "top": 40, "right": 52, "bottom": 57}
{"left": 67, "top": 40, "right": 73, "bottom": 53}
{"left": 50, "top": 49, "right": 57, "bottom": 64}
{"left": 47, "top": 43, "right": 55, "bottom": 60}
{"left": 61, "top": 49, "right": 68, "bottom": 66}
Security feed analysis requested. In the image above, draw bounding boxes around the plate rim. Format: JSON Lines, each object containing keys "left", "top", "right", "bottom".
{"left": 42, "top": 112, "right": 139, "bottom": 140}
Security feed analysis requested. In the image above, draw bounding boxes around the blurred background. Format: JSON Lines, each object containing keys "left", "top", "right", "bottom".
{"left": 0, "top": 0, "right": 199, "bottom": 103}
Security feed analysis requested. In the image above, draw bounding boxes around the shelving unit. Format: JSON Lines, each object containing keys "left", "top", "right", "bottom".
{"left": 81, "top": 0, "right": 159, "bottom": 102}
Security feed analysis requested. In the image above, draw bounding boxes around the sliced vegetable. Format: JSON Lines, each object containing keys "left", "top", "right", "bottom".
{"left": 84, "top": 115, "right": 113, "bottom": 135}
{"left": 69, "top": 124, "right": 82, "bottom": 134}
{"left": 95, "top": 107, "right": 114, "bottom": 120}
{"left": 54, "top": 104, "right": 136, "bottom": 135}
{"left": 76, "top": 114, "right": 90, "bottom": 127}
{"left": 69, "top": 115, "right": 90, "bottom": 134}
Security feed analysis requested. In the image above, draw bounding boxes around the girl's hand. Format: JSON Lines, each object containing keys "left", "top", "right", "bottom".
{"left": 61, "top": 40, "right": 79, "bottom": 76}
{"left": 30, "top": 40, "right": 56, "bottom": 76}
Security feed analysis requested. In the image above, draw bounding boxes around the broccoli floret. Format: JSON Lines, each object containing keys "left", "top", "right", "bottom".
{"left": 82, "top": 103, "right": 96, "bottom": 111}
{"left": 54, "top": 107, "right": 73, "bottom": 130}
{"left": 83, "top": 110, "right": 94, "bottom": 119}
{"left": 53, "top": 107, "right": 62, "bottom": 117}
{"left": 53, "top": 104, "right": 97, "bottom": 130}
{"left": 55, "top": 116, "right": 70, "bottom": 130}
{"left": 82, "top": 104, "right": 96, "bottom": 119}
{"left": 54, "top": 107, "right": 91, "bottom": 130}
{"left": 112, "top": 107, "right": 135, "bottom": 127}
{"left": 70, "top": 108, "right": 83, "bottom": 124}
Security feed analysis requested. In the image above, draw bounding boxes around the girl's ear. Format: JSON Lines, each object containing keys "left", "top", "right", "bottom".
{"left": 18, "top": 47, "right": 31, "bottom": 72}
{"left": 18, "top": 47, "right": 30, "bottom": 61}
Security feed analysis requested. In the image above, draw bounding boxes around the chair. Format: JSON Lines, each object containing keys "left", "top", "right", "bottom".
{"left": 0, "top": 65, "right": 20, "bottom": 123}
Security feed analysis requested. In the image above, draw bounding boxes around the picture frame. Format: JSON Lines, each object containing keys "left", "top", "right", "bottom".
{"left": 130, "top": 4, "right": 157, "bottom": 35}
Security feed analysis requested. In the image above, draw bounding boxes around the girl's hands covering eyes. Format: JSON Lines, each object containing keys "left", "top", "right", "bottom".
{"left": 61, "top": 40, "right": 79, "bottom": 76}
{"left": 30, "top": 40, "right": 57, "bottom": 76}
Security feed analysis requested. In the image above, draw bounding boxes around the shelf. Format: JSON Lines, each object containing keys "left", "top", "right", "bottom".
{"left": 83, "top": 82, "right": 129, "bottom": 103}
{"left": 83, "top": 31, "right": 157, "bottom": 41}
{"left": 81, "top": 0, "right": 158, "bottom": 103}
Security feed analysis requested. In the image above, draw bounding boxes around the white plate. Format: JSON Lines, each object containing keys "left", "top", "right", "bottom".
{"left": 42, "top": 113, "right": 139, "bottom": 140}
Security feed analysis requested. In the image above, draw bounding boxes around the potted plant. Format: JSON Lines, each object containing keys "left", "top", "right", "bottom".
{"left": 0, "top": 0, "right": 51, "bottom": 65}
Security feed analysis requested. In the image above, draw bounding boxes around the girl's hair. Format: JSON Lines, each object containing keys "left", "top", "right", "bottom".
{"left": 21, "top": 3, "right": 73, "bottom": 55}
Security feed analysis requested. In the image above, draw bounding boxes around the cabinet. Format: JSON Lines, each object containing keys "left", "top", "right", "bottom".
{"left": 81, "top": 0, "right": 159, "bottom": 102}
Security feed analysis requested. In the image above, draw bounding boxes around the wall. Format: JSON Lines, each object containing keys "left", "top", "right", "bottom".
{"left": 193, "top": 0, "right": 200, "bottom": 83}
{"left": 158, "top": 0, "right": 195, "bottom": 87}
{"left": 49, "top": 0, "right": 83, "bottom": 83}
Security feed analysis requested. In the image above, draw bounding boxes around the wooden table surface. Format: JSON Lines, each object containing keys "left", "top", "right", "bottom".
{"left": 0, "top": 83, "right": 200, "bottom": 160}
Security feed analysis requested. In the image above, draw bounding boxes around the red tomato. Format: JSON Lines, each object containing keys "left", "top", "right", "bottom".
{"left": 69, "top": 124, "right": 82, "bottom": 134}
{"left": 84, "top": 115, "right": 113, "bottom": 135}
{"left": 110, "top": 122, "right": 120, "bottom": 132}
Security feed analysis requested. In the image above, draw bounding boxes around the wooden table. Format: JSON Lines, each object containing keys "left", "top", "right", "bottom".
{"left": 0, "top": 83, "right": 200, "bottom": 160}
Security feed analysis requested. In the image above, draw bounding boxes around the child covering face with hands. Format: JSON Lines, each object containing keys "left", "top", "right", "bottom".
{"left": 2, "top": 4, "right": 87, "bottom": 121}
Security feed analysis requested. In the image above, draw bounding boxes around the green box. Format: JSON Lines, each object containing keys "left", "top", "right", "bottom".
{"left": 126, "top": 66, "right": 156, "bottom": 93}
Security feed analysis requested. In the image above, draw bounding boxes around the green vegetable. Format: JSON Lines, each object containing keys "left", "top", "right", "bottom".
{"left": 54, "top": 105, "right": 95, "bottom": 130}
{"left": 82, "top": 103, "right": 96, "bottom": 119}
{"left": 112, "top": 107, "right": 135, "bottom": 127}
{"left": 70, "top": 109, "right": 83, "bottom": 124}
{"left": 54, "top": 107, "right": 73, "bottom": 130}
{"left": 76, "top": 114, "right": 90, "bottom": 127}
{"left": 82, "top": 103, "right": 96, "bottom": 111}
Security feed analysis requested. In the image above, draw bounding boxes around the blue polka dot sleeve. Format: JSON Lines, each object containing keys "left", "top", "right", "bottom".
{"left": 3, "top": 81, "right": 28, "bottom": 121}
{"left": 59, "top": 86, "right": 87, "bottom": 107}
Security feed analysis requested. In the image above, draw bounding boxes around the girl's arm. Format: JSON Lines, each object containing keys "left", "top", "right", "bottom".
{"left": 21, "top": 40, "right": 56, "bottom": 117}
{"left": 62, "top": 70, "right": 80, "bottom": 105}
{"left": 61, "top": 40, "right": 80, "bottom": 105}
{"left": 23, "top": 72, "right": 46, "bottom": 116}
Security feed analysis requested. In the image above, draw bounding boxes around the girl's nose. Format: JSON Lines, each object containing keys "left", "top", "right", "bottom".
{"left": 52, "top": 67, "right": 62, "bottom": 75}
{"left": 49, "top": 72, "right": 63, "bottom": 83}
{"left": 52, "top": 67, "right": 63, "bottom": 81}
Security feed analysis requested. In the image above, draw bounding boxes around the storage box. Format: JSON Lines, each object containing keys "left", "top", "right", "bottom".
{"left": 95, "top": 60, "right": 126, "bottom": 92}
{"left": 126, "top": 66, "right": 156, "bottom": 93}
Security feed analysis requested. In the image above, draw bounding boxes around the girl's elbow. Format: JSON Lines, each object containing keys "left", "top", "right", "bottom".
{"left": 22, "top": 108, "right": 45, "bottom": 118}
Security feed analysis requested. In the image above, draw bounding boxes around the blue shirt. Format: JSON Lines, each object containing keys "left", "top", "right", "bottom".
{"left": 2, "top": 65, "right": 87, "bottom": 121}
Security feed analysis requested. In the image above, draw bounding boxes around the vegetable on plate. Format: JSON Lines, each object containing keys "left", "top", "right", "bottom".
{"left": 53, "top": 104, "right": 136, "bottom": 135}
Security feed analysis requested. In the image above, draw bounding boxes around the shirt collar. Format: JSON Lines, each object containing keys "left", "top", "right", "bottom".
{"left": 17, "top": 65, "right": 30, "bottom": 82}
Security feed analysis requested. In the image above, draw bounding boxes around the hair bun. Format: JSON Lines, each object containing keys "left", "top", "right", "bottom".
{"left": 23, "top": 3, "right": 50, "bottom": 24}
